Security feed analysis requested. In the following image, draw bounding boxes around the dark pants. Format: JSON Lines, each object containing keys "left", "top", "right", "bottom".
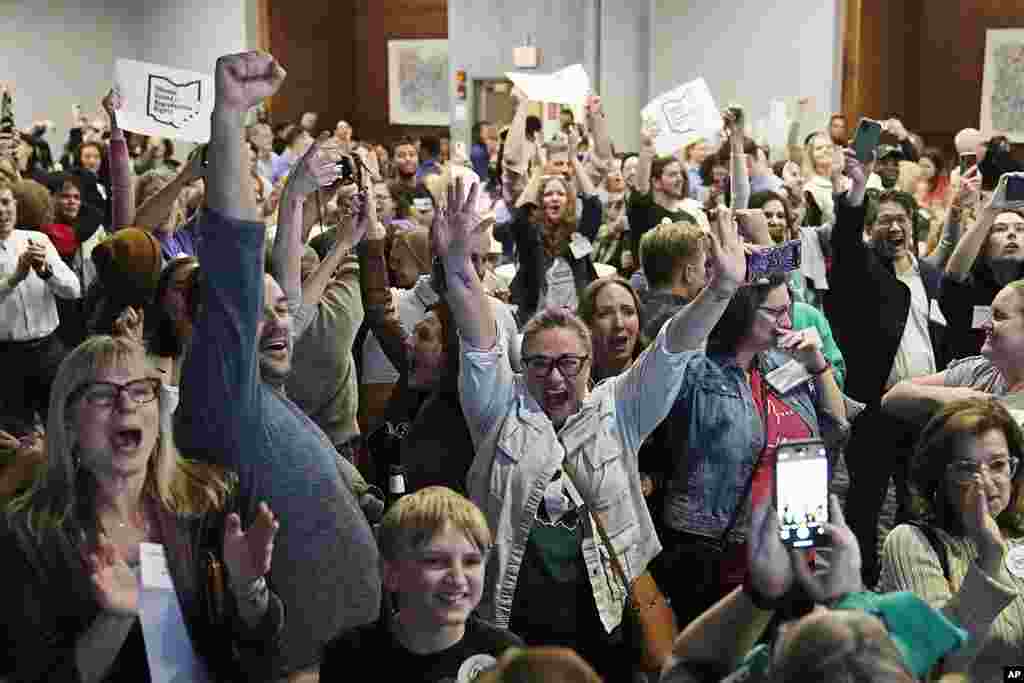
{"left": 0, "top": 334, "right": 67, "bottom": 426}
{"left": 842, "top": 407, "right": 919, "bottom": 587}
{"left": 510, "top": 574, "right": 633, "bottom": 683}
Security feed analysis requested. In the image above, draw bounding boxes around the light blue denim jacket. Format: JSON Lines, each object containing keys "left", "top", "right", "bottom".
{"left": 460, "top": 323, "right": 692, "bottom": 633}
{"left": 663, "top": 349, "right": 848, "bottom": 541}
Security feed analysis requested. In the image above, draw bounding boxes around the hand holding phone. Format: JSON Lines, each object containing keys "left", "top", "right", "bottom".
{"left": 991, "top": 172, "right": 1024, "bottom": 211}
{"left": 959, "top": 152, "right": 978, "bottom": 176}
{"left": 852, "top": 118, "right": 883, "bottom": 164}
{"left": 775, "top": 439, "right": 830, "bottom": 548}
{"left": 744, "top": 240, "right": 802, "bottom": 284}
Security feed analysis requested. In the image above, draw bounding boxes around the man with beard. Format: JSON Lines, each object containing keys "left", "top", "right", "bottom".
{"left": 392, "top": 137, "right": 419, "bottom": 192}
{"left": 823, "top": 150, "right": 947, "bottom": 585}
{"left": 627, "top": 150, "right": 697, "bottom": 261}
{"left": 176, "top": 51, "right": 380, "bottom": 681}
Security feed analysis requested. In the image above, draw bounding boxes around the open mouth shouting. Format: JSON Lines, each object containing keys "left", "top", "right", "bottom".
{"left": 110, "top": 426, "right": 144, "bottom": 453}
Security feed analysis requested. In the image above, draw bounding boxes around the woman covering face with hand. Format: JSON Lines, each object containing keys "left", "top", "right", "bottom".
{"left": 879, "top": 398, "right": 1024, "bottom": 682}
{"left": 0, "top": 336, "right": 284, "bottom": 681}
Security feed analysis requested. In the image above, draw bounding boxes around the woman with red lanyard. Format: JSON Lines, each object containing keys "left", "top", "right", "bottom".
{"left": 651, "top": 273, "right": 849, "bottom": 629}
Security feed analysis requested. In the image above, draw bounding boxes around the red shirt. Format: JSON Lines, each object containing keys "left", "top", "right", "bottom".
{"left": 720, "top": 368, "right": 812, "bottom": 586}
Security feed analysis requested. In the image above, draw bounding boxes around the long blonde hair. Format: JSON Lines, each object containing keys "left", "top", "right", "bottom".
{"left": 7, "top": 336, "right": 231, "bottom": 565}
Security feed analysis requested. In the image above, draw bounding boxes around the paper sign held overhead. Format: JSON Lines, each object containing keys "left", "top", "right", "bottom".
{"left": 114, "top": 58, "right": 214, "bottom": 143}
{"left": 506, "top": 64, "right": 590, "bottom": 107}
{"left": 642, "top": 77, "right": 721, "bottom": 156}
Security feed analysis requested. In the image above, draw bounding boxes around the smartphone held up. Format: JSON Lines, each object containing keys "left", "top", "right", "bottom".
{"left": 852, "top": 118, "right": 883, "bottom": 164}
{"left": 775, "top": 438, "right": 830, "bottom": 548}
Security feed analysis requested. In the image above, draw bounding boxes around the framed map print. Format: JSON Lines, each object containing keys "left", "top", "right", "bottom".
{"left": 388, "top": 39, "right": 450, "bottom": 126}
{"left": 981, "top": 29, "right": 1024, "bottom": 142}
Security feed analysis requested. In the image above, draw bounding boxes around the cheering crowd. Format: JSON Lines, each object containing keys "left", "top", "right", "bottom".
{"left": 2, "top": 48, "right": 1024, "bottom": 682}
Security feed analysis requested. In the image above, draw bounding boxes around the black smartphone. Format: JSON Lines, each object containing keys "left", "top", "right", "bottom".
{"left": 1006, "top": 174, "right": 1024, "bottom": 202}
{"left": 1, "top": 89, "right": 14, "bottom": 134}
{"left": 852, "top": 118, "right": 883, "bottom": 164}
{"left": 775, "top": 438, "right": 830, "bottom": 548}
{"left": 745, "top": 239, "right": 802, "bottom": 284}
{"left": 727, "top": 105, "right": 745, "bottom": 129}
{"left": 959, "top": 152, "right": 977, "bottom": 176}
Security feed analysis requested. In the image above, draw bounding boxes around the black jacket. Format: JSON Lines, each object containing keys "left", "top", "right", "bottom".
{"left": 823, "top": 195, "right": 946, "bottom": 405}
{"left": 509, "top": 194, "right": 602, "bottom": 325}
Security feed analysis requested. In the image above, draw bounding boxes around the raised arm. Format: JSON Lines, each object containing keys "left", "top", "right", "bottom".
{"left": 501, "top": 87, "right": 531, "bottom": 177}
{"left": 101, "top": 89, "right": 134, "bottom": 231}
{"left": 134, "top": 147, "right": 204, "bottom": 231}
{"left": 945, "top": 178, "right": 998, "bottom": 282}
{"left": 271, "top": 134, "right": 345, "bottom": 307}
{"left": 635, "top": 119, "right": 657, "bottom": 195}
{"left": 358, "top": 201, "right": 410, "bottom": 374}
{"left": 302, "top": 187, "right": 365, "bottom": 308}
{"left": 724, "top": 109, "right": 750, "bottom": 210}
{"left": 178, "top": 52, "right": 286, "bottom": 458}
{"left": 438, "top": 178, "right": 494, "bottom": 349}
{"left": 584, "top": 94, "right": 612, "bottom": 171}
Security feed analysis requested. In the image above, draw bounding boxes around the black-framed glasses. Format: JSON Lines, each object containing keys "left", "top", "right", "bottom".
{"left": 69, "top": 378, "right": 161, "bottom": 409}
{"left": 947, "top": 455, "right": 1019, "bottom": 483}
{"left": 521, "top": 354, "right": 589, "bottom": 379}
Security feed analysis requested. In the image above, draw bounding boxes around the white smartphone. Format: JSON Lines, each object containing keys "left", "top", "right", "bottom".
{"left": 775, "top": 439, "right": 830, "bottom": 548}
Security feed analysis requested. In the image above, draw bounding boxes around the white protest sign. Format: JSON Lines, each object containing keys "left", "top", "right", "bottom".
{"left": 115, "top": 59, "right": 214, "bottom": 143}
{"left": 642, "top": 78, "right": 720, "bottom": 156}
{"left": 506, "top": 64, "right": 591, "bottom": 107}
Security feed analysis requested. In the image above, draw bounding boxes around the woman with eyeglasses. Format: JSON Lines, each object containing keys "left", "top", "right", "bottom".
{"left": 878, "top": 398, "right": 1024, "bottom": 681}
{"left": 437, "top": 177, "right": 845, "bottom": 679}
{"left": 652, "top": 271, "right": 848, "bottom": 630}
{"left": 0, "top": 336, "right": 283, "bottom": 681}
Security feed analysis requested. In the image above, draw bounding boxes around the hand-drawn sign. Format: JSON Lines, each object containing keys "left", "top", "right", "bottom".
{"left": 146, "top": 75, "right": 202, "bottom": 129}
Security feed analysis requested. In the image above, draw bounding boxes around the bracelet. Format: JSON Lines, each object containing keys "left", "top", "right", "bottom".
{"left": 742, "top": 578, "right": 786, "bottom": 611}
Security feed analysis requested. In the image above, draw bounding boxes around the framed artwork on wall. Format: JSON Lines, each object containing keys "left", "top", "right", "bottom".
{"left": 388, "top": 39, "right": 450, "bottom": 126}
{"left": 980, "top": 29, "right": 1024, "bottom": 142}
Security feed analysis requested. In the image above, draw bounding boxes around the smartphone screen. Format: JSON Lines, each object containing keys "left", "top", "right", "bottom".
{"left": 853, "top": 118, "right": 883, "bottom": 164}
{"left": 1006, "top": 175, "right": 1024, "bottom": 202}
{"left": 959, "top": 152, "right": 977, "bottom": 176}
{"left": 775, "top": 439, "right": 830, "bottom": 548}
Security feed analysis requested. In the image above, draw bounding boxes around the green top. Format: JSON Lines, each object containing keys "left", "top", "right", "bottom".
{"left": 791, "top": 300, "right": 847, "bottom": 390}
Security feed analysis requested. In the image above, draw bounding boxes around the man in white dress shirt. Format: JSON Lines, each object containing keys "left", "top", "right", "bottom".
{"left": 0, "top": 182, "right": 80, "bottom": 423}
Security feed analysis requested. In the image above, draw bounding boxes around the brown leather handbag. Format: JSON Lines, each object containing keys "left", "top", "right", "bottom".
{"left": 563, "top": 462, "right": 679, "bottom": 675}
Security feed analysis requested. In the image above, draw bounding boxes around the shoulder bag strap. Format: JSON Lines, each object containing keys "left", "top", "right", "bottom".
{"left": 562, "top": 459, "right": 631, "bottom": 590}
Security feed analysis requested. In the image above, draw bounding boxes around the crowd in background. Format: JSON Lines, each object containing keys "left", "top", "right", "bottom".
{"left": 1, "top": 46, "right": 1024, "bottom": 683}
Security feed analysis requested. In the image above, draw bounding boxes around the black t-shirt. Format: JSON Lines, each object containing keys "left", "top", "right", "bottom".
{"left": 321, "top": 614, "right": 523, "bottom": 683}
{"left": 626, "top": 191, "right": 695, "bottom": 257}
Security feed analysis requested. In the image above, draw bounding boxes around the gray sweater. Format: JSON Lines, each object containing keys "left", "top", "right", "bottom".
{"left": 176, "top": 209, "right": 380, "bottom": 679}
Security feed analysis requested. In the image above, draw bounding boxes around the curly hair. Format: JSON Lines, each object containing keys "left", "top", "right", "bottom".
{"left": 909, "top": 398, "right": 1024, "bottom": 537}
